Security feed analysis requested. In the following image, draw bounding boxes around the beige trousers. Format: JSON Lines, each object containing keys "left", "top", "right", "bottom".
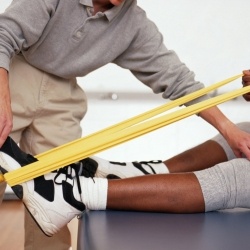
{"left": 1, "top": 55, "right": 87, "bottom": 250}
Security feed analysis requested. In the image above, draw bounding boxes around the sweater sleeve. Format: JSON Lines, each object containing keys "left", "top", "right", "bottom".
{"left": 0, "top": 0, "right": 58, "bottom": 71}
{"left": 114, "top": 9, "right": 209, "bottom": 106}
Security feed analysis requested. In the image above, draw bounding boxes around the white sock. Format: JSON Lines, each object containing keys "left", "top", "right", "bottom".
{"left": 78, "top": 177, "right": 108, "bottom": 210}
{"left": 91, "top": 156, "right": 169, "bottom": 179}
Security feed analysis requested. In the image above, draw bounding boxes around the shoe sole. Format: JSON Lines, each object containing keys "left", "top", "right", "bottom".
{"left": 22, "top": 183, "right": 59, "bottom": 237}
{"left": 0, "top": 152, "right": 58, "bottom": 237}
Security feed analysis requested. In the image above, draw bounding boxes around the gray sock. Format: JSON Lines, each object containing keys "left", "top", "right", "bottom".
{"left": 194, "top": 158, "right": 250, "bottom": 211}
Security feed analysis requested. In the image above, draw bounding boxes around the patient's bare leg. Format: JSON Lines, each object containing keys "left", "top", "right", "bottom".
{"left": 166, "top": 140, "right": 227, "bottom": 173}
{"left": 107, "top": 173, "right": 205, "bottom": 213}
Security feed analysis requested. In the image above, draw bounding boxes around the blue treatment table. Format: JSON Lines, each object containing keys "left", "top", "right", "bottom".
{"left": 77, "top": 208, "right": 250, "bottom": 250}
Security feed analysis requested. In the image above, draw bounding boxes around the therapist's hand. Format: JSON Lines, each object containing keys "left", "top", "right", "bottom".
{"left": 242, "top": 70, "right": 250, "bottom": 101}
{"left": 0, "top": 68, "right": 13, "bottom": 148}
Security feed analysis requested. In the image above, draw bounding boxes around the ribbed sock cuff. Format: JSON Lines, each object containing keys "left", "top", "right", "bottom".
{"left": 82, "top": 177, "right": 108, "bottom": 210}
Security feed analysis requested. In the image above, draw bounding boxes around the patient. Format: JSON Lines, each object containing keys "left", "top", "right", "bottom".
{"left": 1, "top": 70, "right": 250, "bottom": 237}
{"left": 0, "top": 121, "right": 249, "bottom": 237}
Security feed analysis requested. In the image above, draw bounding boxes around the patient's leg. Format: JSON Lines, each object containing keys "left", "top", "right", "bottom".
{"left": 107, "top": 173, "right": 205, "bottom": 213}
{"left": 166, "top": 121, "right": 250, "bottom": 173}
{"left": 166, "top": 140, "right": 227, "bottom": 173}
{"left": 105, "top": 158, "right": 250, "bottom": 213}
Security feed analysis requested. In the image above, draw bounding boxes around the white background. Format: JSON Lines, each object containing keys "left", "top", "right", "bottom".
{"left": 1, "top": 1, "right": 249, "bottom": 162}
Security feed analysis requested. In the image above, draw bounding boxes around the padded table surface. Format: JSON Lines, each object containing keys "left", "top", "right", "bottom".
{"left": 77, "top": 208, "right": 250, "bottom": 250}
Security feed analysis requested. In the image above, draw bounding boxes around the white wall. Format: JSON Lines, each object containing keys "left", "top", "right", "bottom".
{"left": 0, "top": 1, "right": 249, "bottom": 162}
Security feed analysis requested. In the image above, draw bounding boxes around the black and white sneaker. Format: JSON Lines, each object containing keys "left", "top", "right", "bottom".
{"left": 80, "top": 156, "right": 164, "bottom": 179}
{"left": 0, "top": 137, "right": 85, "bottom": 237}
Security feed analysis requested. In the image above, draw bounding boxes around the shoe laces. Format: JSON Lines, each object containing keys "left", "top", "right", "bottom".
{"left": 78, "top": 158, "right": 97, "bottom": 178}
{"left": 54, "top": 162, "right": 83, "bottom": 196}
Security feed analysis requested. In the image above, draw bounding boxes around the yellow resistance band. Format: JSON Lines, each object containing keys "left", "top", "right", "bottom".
{"left": 1, "top": 74, "right": 248, "bottom": 186}
{"left": 36, "top": 73, "right": 242, "bottom": 160}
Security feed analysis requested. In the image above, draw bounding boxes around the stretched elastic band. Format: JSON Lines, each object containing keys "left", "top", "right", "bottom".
{"left": 2, "top": 74, "right": 248, "bottom": 186}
